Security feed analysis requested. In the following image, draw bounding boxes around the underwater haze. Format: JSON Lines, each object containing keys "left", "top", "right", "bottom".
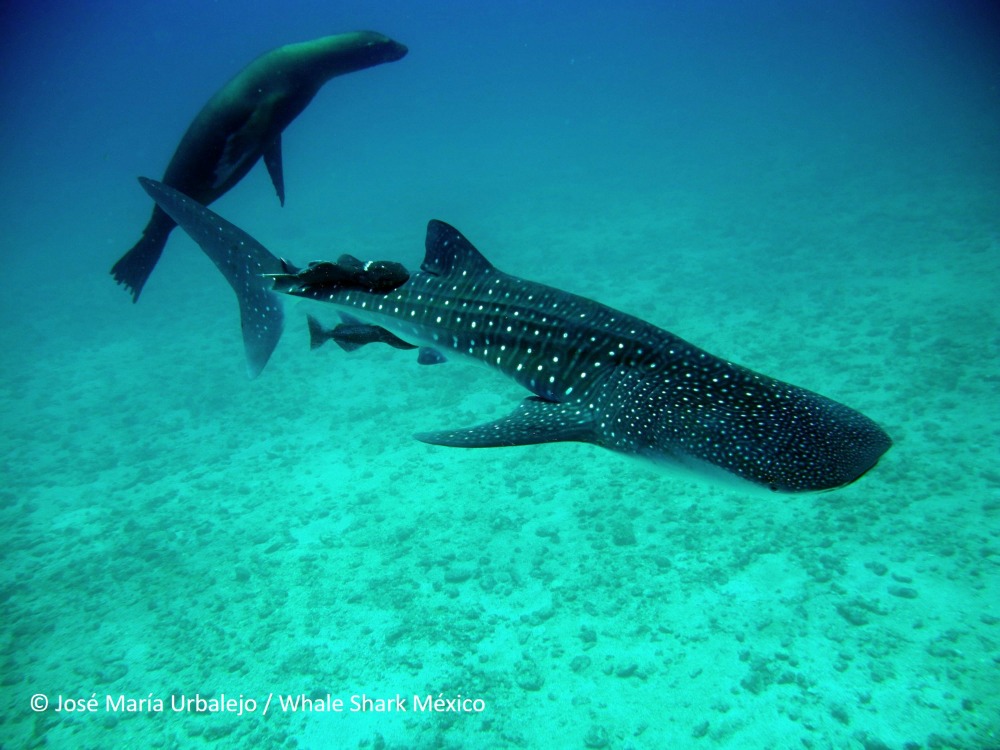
{"left": 2, "top": 0, "right": 999, "bottom": 748}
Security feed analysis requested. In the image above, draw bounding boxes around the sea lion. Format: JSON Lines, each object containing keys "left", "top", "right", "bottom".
{"left": 111, "top": 31, "right": 407, "bottom": 301}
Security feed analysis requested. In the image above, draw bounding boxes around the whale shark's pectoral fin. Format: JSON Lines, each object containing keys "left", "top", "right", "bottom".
{"left": 415, "top": 397, "right": 596, "bottom": 448}
{"left": 263, "top": 135, "right": 285, "bottom": 206}
{"left": 138, "top": 178, "right": 285, "bottom": 378}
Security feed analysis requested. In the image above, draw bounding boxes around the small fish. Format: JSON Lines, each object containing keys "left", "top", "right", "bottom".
{"left": 307, "top": 313, "right": 417, "bottom": 352}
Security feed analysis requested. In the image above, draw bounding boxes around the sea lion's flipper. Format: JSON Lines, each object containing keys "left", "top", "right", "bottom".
{"left": 110, "top": 207, "right": 174, "bottom": 302}
{"left": 214, "top": 103, "right": 273, "bottom": 191}
{"left": 138, "top": 178, "right": 284, "bottom": 378}
{"left": 263, "top": 134, "right": 285, "bottom": 206}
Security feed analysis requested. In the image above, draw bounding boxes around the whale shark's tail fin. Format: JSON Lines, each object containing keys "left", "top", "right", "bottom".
{"left": 137, "top": 177, "right": 284, "bottom": 378}
{"left": 110, "top": 207, "right": 175, "bottom": 303}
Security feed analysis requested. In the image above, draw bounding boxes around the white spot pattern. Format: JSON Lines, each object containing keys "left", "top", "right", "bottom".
{"left": 283, "top": 221, "right": 891, "bottom": 492}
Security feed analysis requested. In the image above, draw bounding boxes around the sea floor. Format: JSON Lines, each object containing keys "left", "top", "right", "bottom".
{"left": 1, "top": 175, "right": 998, "bottom": 749}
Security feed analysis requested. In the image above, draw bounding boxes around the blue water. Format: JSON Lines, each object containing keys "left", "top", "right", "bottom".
{"left": 2, "top": 1, "right": 999, "bottom": 748}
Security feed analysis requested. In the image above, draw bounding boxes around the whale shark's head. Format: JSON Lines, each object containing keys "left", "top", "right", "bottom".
{"left": 685, "top": 387, "right": 889, "bottom": 493}
{"left": 738, "top": 401, "right": 893, "bottom": 492}
{"left": 602, "top": 364, "right": 892, "bottom": 493}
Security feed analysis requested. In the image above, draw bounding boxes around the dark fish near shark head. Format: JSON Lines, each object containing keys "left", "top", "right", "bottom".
{"left": 140, "top": 178, "right": 891, "bottom": 492}
{"left": 273, "top": 256, "right": 409, "bottom": 296}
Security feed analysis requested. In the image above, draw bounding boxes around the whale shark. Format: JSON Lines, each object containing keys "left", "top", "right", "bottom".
{"left": 139, "top": 178, "right": 891, "bottom": 492}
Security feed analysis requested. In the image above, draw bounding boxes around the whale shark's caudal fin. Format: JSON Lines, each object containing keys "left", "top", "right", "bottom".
{"left": 138, "top": 177, "right": 284, "bottom": 378}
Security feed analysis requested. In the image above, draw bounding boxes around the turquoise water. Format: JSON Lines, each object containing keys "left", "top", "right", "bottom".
{"left": 2, "top": 1, "right": 999, "bottom": 748}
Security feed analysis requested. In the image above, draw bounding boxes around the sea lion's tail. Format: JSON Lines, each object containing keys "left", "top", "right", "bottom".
{"left": 137, "top": 177, "right": 284, "bottom": 378}
{"left": 110, "top": 208, "right": 175, "bottom": 303}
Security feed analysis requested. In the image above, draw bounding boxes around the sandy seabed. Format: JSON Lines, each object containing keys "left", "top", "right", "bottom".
{"left": 1, "top": 163, "right": 998, "bottom": 750}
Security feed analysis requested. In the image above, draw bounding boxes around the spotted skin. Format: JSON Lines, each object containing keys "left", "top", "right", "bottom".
{"left": 140, "top": 180, "right": 891, "bottom": 492}
{"left": 287, "top": 221, "right": 892, "bottom": 492}
{"left": 138, "top": 177, "right": 283, "bottom": 378}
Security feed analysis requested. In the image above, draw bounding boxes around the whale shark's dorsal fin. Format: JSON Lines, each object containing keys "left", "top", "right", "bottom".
{"left": 421, "top": 220, "right": 494, "bottom": 277}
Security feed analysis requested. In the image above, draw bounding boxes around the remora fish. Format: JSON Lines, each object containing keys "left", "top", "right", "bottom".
{"left": 278, "top": 257, "right": 409, "bottom": 296}
{"left": 308, "top": 312, "right": 418, "bottom": 352}
{"left": 141, "top": 178, "right": 891, "bottom": 492}
{"left": 307, "top": 313, "right": 447, "bottom": 364}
